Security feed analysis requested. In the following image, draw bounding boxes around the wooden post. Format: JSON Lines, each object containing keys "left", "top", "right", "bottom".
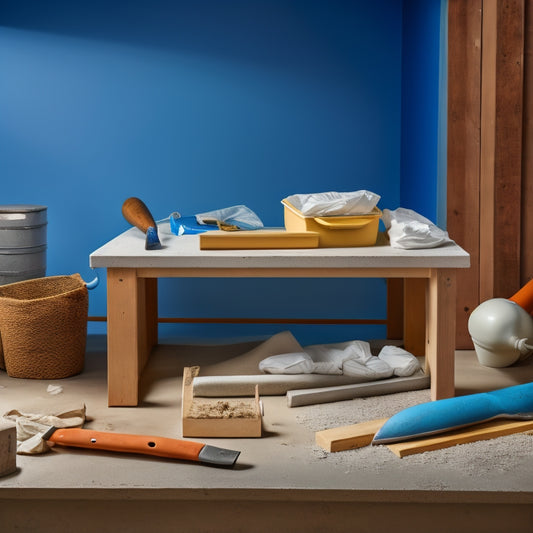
{"left": 386, "top": 278, "right": 404, "bottom": 340}
{"left": 479, "top": 0, "right": 525, "bottom": 301}
{"left": 426, "top": 269, "right": 456, "bottom": 400}
{"left": 448, "top": 0, "right": 525, "bottom": 346}
{"left": 403, "top": 278, "right": 426, "bottom": 357}
{"left": 107, "top": 268, "right": 151, "bottom": 406}
{"left": 447, "top": 0, "right": 482, "bottom": 348}
{"left": 521, "top": 4, "right": 533, "bottom": 284}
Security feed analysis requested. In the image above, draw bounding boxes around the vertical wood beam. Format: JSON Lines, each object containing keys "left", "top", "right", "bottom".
{"left": 107, "top": 268, "right": 151, "bottom": 406}
{"left": 521, "top": 3, "right": 533, "bottom": 284}
{"left": 479, "top": 0, "right": 497, "bottom": 302}
{"left": 145, "top": 278, "right": 159, "bottom": 352}
{"left": 386, "top": 278, "right": 404, "bottom": 340}
{"left": 403, "top": 278, "right": 426, "bottom": 357}
{"left": 480, "top": 0, "right": 525, "bottom": 300}
{"left": 447, "top": 0, "right": 482, "bottom": 348}
{"left": 426, "top": 269, "right": 457, "bottom": 400}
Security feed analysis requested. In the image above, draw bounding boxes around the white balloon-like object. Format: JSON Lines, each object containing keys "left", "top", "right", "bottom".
{"left": 468, "top": 296, "right": 533, "bottom": 368}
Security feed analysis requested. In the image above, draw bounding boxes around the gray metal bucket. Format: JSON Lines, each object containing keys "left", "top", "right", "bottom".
{"left": 0, "top": 205, "right": 47, "bottom": 285}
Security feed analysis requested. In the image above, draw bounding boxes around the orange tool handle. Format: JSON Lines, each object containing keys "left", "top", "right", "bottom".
{"left": 122, "top": 197, "right": 158, "bottom": 233}
{"left": 47, "top": 428, "right": 205, "bottom": 462}
{"left": 509, "top": 279, "right": 533, "bottom": 315}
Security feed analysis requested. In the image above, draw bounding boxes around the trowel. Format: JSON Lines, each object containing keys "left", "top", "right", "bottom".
{"left": 372, "top": 382, "right": 533, "bottom": 445}
{"left": 121, "top": 197, "right": 162, "bottom": 250}
{"left": 42, "top": 426, "right": 240, "bottom": 467}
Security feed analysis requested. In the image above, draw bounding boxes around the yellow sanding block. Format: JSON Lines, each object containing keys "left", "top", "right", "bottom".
{"left": 199, "top": 229, "right": 319, "bottom": 249}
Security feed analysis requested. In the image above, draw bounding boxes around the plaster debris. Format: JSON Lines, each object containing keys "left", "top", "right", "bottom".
{"left": 187, "top": 399, "right": 258, "bottom": 419}
{"left": 294, "top": 389, "right": 533, "bottom": 486}
{"left": 46, "top": 384, "right": 63, "bottom": 395}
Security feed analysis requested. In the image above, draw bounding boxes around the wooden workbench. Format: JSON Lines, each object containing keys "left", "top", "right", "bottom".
{"left": 90, "top": 228, "right": 470, "bottom": 406}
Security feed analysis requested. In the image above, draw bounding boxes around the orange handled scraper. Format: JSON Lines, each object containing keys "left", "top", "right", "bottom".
{"left": 42, "top": 427, "right": 240, "bottom": 467}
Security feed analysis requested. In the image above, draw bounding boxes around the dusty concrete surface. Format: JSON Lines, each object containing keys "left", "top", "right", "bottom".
{"left": 1, "top": 335, "right": 533, "bottom": 532}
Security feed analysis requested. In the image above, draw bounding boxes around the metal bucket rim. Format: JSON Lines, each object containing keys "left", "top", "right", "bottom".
{"left": 0, "top": 205, "right": 47, "bottom": 213}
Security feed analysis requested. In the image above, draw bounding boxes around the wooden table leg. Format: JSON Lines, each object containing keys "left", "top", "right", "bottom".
{"left": 145, "top": 277, "right": 158, "bottom": 354}
{"left": 403, "top": 278, "right": 427, "bottom": 357}
{"left": 107, "top": 268, "right": 152, "bottom": 406}
{"left": 426, "top": 269, "right": 457, "bottom": 400}
{"left": 386, "top": 278, "right": 404, "bottom": 340}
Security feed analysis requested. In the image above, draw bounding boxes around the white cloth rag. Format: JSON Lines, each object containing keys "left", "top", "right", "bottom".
{"left": 258, "top": 352, "right": 314, "bottom": 374}
{"left": 304, "top": 340, "right": 373, "bottom": 375}
{"left": 378, "top": 345, "right": 421, "bottom": 376}
{"left": 3, "top": 404, "right": 86, "bottom": 455}
{"left": 382, "top": 207, "right": 453, "bottom": 249}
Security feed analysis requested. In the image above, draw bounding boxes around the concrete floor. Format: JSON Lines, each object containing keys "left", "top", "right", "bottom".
{"left": 1, "top": 335, "right": 533, "bottom": 533}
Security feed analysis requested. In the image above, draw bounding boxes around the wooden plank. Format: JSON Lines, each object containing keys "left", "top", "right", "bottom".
{"left": 426, "top": 269, "right": 456, "bottom": 400}
{"left": 137, "top": 267, "right": 434, "bottom": 279}
{"left": 199, "top": 229, "right": 319, "bottom": 250}
{"left": 403, "top": 278, "right": 426, "bottom": 357}
{"left": 480, "top": 0, "right": 525, "bottom": 301}
{"left": 492, "top": 0, "right": 524, "bottom": 298}
{"left": 479, "top": 0, "right": 498, "bottom": 303}
{"left": 521, "top": 2, "right": 533, "bottom": 284}
{"left": 315, "top": 418, "right": 388, "bottom": 452}
{"left": 387, "top": 418, "right": 533, "bottom": 458}
{"left": 447, "top": 0, "right": 482, "bottom": 348}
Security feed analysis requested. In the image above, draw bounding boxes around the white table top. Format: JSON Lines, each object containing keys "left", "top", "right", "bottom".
{"left": 90, "top": 225, "right": 470, "bottom": 270}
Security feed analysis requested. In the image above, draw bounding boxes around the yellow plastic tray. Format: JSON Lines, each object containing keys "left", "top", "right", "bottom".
{"left": 282, "top": 200, "right": 381, "bottom": 247}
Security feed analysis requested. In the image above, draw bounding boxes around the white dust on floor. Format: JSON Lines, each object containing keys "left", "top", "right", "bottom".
{"left": 292, "top": 390, "right": 533, "bottom": 487}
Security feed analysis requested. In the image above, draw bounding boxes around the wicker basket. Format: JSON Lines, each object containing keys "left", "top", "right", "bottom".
{"left": 0, "top": 274, "right": 88, "bottom": 379}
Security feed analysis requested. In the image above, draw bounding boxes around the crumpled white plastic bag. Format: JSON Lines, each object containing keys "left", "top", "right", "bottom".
{"left": 195, "top": 205, "right": 264, "bottom": 230}
{"left": 342, "top": 356, "right": 394, "bottom": 379}
{"left": 382, "top": 207, "right": 453, "bottom": 249}
{"left": 258, "top": 339, "right": 419, "bottom": 381}
{"left": 304, "top": 340, "right": 374, "bottom": 375}
{"left": 258, "top": 352, "right": 314, "bottom": 374}
{"left": 283, "top": 190, "right": 380, "bottom": 217}
{"left": 378, "top": 345, "right": 421, "bottom": 376}
{"left": 3, "top": 404, "right": 86, "bottom": 455}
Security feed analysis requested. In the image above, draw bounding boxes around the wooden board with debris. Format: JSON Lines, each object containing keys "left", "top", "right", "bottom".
{"left": 181, "top": 366, "right": 263, "bottom": 438}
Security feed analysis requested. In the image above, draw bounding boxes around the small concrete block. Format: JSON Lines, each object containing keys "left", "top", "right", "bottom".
{"left": 0, "top": 420, "right": 17, "bottom": 477}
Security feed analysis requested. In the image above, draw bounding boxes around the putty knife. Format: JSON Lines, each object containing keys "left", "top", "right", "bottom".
{"left": 42, "top": 426, "right": 240, "bottom": 467}
{"left": 121, "top": 197, "right": 162, "bottom": 250}
{"left": 372, "top": 382, "right": 533, "bottom": 445}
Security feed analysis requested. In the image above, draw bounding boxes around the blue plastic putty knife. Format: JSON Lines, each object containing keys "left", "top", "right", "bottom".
{"left": 372, "top": 382, "right": 533, "bottom": 445}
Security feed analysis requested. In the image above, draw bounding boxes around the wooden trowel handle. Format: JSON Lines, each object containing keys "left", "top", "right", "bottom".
{"left": 122, "top": 197, "right": 157, "bottom": 233}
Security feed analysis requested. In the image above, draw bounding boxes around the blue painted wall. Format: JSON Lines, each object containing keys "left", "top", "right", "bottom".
{"left": 400, "top": 0, "right": 443, "bottom": 222}
{"left": 0, "top": 0, "right": 443, "bottom": 345}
